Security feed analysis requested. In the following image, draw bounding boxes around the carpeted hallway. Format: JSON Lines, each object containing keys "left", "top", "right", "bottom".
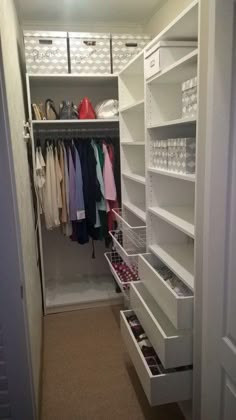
{"left": 41, "top": 305, "right": 185, "bottom": 420}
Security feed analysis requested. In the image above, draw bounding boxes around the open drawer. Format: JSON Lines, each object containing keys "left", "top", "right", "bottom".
{"left": 120, "top": 310, "right": 192, "bottom": 406}
{"left": 130, "top": 283, "right": 192, "bottom": 368}
{"left": 139, "top": 254, "right": 193, "bottom": 330}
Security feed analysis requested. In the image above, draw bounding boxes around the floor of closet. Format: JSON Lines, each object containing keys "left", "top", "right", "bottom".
{"left": 41, "top": 305, "right": 184, "bottom": 420}
{"left": 46, "top": 275, "right": 121, "bottom": 310}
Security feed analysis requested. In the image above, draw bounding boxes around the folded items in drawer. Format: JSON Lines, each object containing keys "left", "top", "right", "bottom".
{"left": 127, "top": 313, "right": 193, "bottom": 376}
{"left": 127, "top": 314, "right": 162, "bottom": 375}
{"left": 156, "top": 265, "right": 193, "bottom": 297}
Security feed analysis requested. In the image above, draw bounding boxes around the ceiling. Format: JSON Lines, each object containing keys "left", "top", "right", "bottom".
{"left": 15, "top": 0, "right": 164, "bottom": 26}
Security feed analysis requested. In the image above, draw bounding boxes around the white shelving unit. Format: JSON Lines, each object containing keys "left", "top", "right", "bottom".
{"left": 119, "top": 51, "right": 146, "bottom": 224}
{"left": 148, "top": 167, "right": 196, "bottom": 182}
{"left": 118, "top": 0, "right": 202, "bottom": 413}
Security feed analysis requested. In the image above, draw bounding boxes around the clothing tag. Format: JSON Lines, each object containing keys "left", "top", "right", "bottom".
{"left": 77, "top": 210, "right": 86, "bottom": 220}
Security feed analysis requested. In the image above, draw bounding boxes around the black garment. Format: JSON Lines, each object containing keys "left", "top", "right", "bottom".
{"left": 74, "top": 140, "right": 101, "bottom": 242}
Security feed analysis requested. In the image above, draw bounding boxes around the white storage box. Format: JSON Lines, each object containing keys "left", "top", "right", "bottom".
{"left": 69, "top": 32, "right": 111, "bottom": 74}
{"left": 168, "top": 138, "right": 196, "bottom": 174}
{"left": 145, "top": 41, "right": 197, "bottom": 80}
{"left": 24, "top": 31, "right": 69, "bottom": 74}
{"left": 112, "top": 34, "right": 150, "bottom": 73}
{"left": 152, "top": 140, "right": 168, "bottom": 170}
{"left": 182, "top": 77, "right": 198, "bottom": 118}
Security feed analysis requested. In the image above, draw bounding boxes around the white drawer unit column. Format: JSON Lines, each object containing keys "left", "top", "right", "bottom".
{"left": 119, "top": 0, "right": 200, "bottom": 412}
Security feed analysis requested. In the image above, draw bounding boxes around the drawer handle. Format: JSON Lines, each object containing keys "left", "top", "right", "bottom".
{"left": 84, "top": 40, "right": 96, "bottom": 46}
{"left": 125, "top": 42, "right": 138, "bottom": 47}
{"left": 150, "top": 59, "right": 155, "bottom": 68}
{"left": 39, "top": 39, "right": 53, "bottom": 45}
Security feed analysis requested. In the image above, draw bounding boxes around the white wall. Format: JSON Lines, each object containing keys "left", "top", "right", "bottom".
{"left": 23, "top": 21, "right": 144, "bottom": 34}
{"left": 0, "top": 0, "right": 42, "bottom": 413}
{"left": 145, "top": 0, "right": 193, "bottom": 36}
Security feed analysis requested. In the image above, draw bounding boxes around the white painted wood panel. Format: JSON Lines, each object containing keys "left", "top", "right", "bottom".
{"left": 130, "top": 283, "right": 193, "bottom": 368}
{"left": 139, "top": 254, "right": 193, "bottom": 329}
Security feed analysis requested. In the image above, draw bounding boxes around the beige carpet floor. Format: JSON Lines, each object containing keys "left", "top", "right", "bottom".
{"left": 41, "top": 305, "right": 185, "bottom": 420}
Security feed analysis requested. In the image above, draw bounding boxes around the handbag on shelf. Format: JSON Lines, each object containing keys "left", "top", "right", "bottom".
{"left": 59, "top": 100, "right": 78, "bottom": 120}
{"left": 95, "top": 99, "right": 119, "bottom": 119}
{"left": 78, "top": 97, "right": 96, "bottom": 120}
{"left": 32, "top": 103, "right": 46, "bottom": 120}
{"left": 45, "top": 99, "right": 59, "bottom": 120}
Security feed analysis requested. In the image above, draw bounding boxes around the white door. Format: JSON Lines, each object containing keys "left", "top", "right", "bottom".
{"left": 201, "top": 0, "right": 236, "bottom": 419}
{"left": 0, "top": 39, "right": 36, "bottom": 419}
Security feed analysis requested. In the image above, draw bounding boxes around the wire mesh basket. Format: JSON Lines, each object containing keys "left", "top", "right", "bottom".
{"left": 109, "top": 210, "right": 146, "bottom": 273}
{"left": 112, "top": 208, "right": 146, "bottom": 230}
{"left": 105, "top": 251, "right": 140, "bottom": 295}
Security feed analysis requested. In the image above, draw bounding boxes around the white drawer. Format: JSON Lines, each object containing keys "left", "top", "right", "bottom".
{"left": 120, "top": 310, "right": 192, "bottom": 406}
{"left": 130, "top": 283, "right": 192, "bottom": 368}
{"left": 144, "top": 41, "right": 197, "bottom": 81}
{"left": 139, "top": 254, "right": 193, "bottom": 330}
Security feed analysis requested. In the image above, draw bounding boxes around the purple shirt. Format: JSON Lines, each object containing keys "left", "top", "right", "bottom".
{"left": 68, "top": 148, "right": 77, "bottom": 221}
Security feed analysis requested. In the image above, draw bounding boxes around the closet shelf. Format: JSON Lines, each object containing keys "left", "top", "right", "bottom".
{"left": 149, "top": 206, "right": 195, "bottom": 239}
{"left": 27, "top": 73, "right": 118, "bottom": 87}
{"left": 119, "top": 50, "right": 144, "bottom": 77}
{"left": 145, "top": 0, "right": 198, "bottom": 53}
{"left": 121, "top": 141, "right": 145, "bottom": 146}
{"left": 31, "top": 118, "right": 119, "bottom": 126}
{"left": 149, "top": 244, "right": 194, "bottom": 291}
{"left": 148, "top": 167, "right": 196, "bottom": 182}
{"left": 119, "top": 100, "right": 144, "bottom": 113}
{"left": 147, "top": 49, "right": 198, "bottom": 85}
{"left": 122, "top": 172, "right": 146, "bottom": 185}
{"left": 123, "top": 202, "right": 146, "bottom": 223}
{"left": 147, "top": 117, "right": 196, "bottom": 130}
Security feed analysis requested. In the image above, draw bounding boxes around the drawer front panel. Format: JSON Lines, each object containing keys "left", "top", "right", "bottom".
{"left": 139, "top": 254, "right": 193, "bottom": 330}
{"left": 120, "top": 310, "right": 192, "bottom": 406}
{"left": 130, "top": 283, "right": 193, "bottom": 368}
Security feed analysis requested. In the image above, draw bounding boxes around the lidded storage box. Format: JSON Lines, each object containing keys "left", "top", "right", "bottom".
{"left": 152, "top": 140, "right": 168, "bottom": 170}
{"left": 182, "top": 77, "right": 198, "bottom": 118}
{"left": 69, "top": 32, "right": 111, "bottom": 74}
{"left": 24, "top": 31, "right": 69, "bottom": 74}
{"left": 145, "top": 41, "right": 197, "bottom": 80}
{"left": 168, "top": 138, "right": 196, "bottom": 174}
{"left": 112, "top": 34, "right": 150, "bottom": 73}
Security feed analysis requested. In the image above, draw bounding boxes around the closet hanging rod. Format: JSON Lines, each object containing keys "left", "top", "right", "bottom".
{"left": 34, "top": 128, "right": 119, "bottom": 134}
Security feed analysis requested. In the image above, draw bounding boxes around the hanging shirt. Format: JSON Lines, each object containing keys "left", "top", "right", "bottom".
{"left": 59, "top": 144, "right": 67, "bottom": 223}
{"left": 75, "top": 148, "right": 85, "bottom": 220}
{"left": 92, "top": 141, "right": 106, "bottom": 212}
{"left": 97, "top": 143, "right": 104, "bottom": 171}
{"left": 44, "top": 146, "right": 60, "bottom": 229}
{"left": 35, "top": 147, "right": 46, "bottom": 213}
{"left": 54, "top": 146, "right": 62, "bottom": 209}
{"left": 103, "top": 143, "right": 117, "bottom": 209}
{"left": 63, "top": 145, "right": 70, "bottom": 216}
{"left": 68, "top": 146, "right": 77, "bottom": 221}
